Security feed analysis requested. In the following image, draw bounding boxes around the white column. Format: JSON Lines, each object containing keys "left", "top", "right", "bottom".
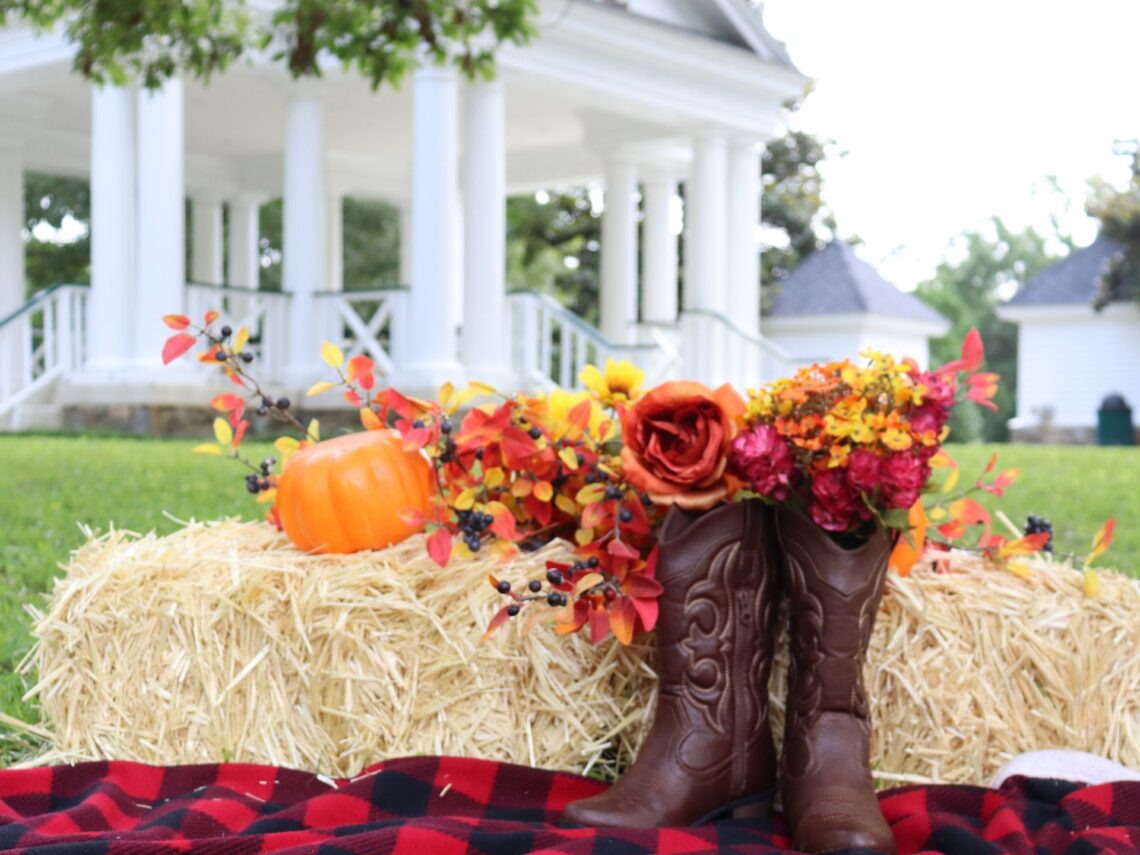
{"left": 0, "top": 145, "right": 24, "bottom": 317}
{"left": 226, "top": 194, "right": 261, "bottom": 289}
{"left": 0, "top": 144, "right": 25, "bottom": 397}
{"left": 461, "top": 78, "right": 509, "bottom": 382}
{"left": 87, "top": 84, "right": 136, "bottom": 371}
{"left": 683, "top": 133, "right": 728, "bottom": 314}
{"left": 325, "top": 192, "right": 343, "bottom": 292}
{"left": 134, "top": 78, "right": 186, "bottom": 369}
{"left": 190, "top": 192, "right": 224, "bottom": 285}
{"left": 600, "top": 156, "right": 638, "bottom": 343}
{"left": 405, "top": 65, "right": 462, "bottom": 385}
{"left": 282, "top": 82, "right": 326, "bottom": 383}
{"left": 398, "top": 202, "right": 412, "bottom": 287}
{"left": 640, "top": 174, "right": 678, "bottom": 325}
{"left": 726, "top": 140, "right": 761, "bottom": 335}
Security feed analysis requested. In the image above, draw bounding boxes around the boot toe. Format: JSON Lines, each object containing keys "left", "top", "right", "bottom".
{"left": 559, "top": 793, "right": 661, "bottom": 828}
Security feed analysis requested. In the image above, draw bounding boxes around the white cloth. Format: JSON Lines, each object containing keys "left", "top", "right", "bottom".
{"left": 991, "top": 749, "right": 1140, "bottom": 788}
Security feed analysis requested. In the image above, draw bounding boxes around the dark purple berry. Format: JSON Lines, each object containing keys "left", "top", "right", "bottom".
{"left": 276, "top": 397, "right": 290, "bottom": 410}
{"left": 528, "top": 579, "right": 542, "bottom": 593}
{"left": 496, "top": 580, "right": 511, "bottom": 594}
{"left": 587, "top": 557, "right": 599, "bottom": 568}
{"left": 507, "top": 604, "right": 520, "bottom": 617}
{"left": 220, "top": 325, "right": 232, "bottom": 339}
{"left": 546, "top": 592, "right": 562, "bottom": 607}
{"left": 240, "top": 352, "right": 254, "bottom": 363}
{"left": 474, "top": 448, "right": 484, "bottom": 460}
{"left": 619, "top": 507, "right": 633, "bottom": 523}
{"left": 546, "top": 568, "right": 563, "bottom": 585}
{"left": 528, "top": 426, "right": 541, "bottom": 440}
{"left": 215, "top": 350, "right": 227, "bottom": 361}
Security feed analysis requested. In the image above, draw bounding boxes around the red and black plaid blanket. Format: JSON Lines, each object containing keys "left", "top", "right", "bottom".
{"left": 0, "top": 756, "right": 1136, "bottom": 854}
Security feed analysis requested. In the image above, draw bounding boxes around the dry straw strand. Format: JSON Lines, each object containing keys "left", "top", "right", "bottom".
{"left": 18, "top": 521, "right": 1140, "bottom": 784}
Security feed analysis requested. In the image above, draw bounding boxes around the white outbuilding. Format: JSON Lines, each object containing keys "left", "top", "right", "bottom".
{"left": 998, "top": 236, "right": 1140, "bottom": 443}
{"left": 0, "top": 0, "right": 810, "bottom": 430}
{"left": 765, "top": 240, "right": 951, "bottom": 370}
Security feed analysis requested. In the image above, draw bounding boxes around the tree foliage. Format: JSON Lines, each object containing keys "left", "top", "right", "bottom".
{"left": 23, "top": 173, "right": 90, "bottom": 297}
{"left": 0, "top": 0, "right": 536, "bottom": 90}
{"left": 1086, "top": 143, "right": 1140, "bottom": 309}
{"left": 916, "top": 217, "right": 1069, "bottom": 442}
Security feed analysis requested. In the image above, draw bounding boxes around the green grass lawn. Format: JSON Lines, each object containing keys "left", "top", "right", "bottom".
{"left": 1, "top": 436, "right": 1138, "bottom": 765}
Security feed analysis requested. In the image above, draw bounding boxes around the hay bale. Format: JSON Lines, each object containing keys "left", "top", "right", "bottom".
{"left": 19, "top": 521, "right": 1140, "bottom": 785}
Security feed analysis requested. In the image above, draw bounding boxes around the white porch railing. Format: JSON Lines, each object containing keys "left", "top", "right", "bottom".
{"left": 680, "top": 308, "right": 797, "bottom": 392}
{"left": 185, "top": 283, "right": 292, "bottom": 381}
{"left": 0, "top": 284, "right": 88, "bottom": 423}
{"left": 316, "top": 287, "right": 408, "bottom": 379}
{"left": 507, "top": 290, "right": 679, "bottom": 391}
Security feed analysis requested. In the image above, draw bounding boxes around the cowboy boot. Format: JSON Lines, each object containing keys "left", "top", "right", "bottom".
{"left": 560, "top": 499, "right": 781, "bottom": 828}
{"left": 776, "top": 507, "right": 896, "bottom": 855}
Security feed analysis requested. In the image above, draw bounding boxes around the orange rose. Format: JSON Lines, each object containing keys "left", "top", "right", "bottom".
{"left": 620, "top": 381, "right": 746, "bottom": 511}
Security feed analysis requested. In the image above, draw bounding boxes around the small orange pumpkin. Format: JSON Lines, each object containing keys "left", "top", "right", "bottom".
{"left": 276, "top": 430, "right": 434, "bottom": 554}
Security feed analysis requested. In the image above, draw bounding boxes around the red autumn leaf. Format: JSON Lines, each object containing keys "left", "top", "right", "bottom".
{"left": 523, "top": 493, "right": 554, "bottom": 526}
{"left": 589, "top": 606, "right": 610, "bottom": 644}
{"left": 1086, "top": 516, "right": 1116, "bottom": 567}
{"left": 266, "top": 505, "right": 283, "bottom": 531}
{"left": 609, "top": 596, "right": 637, "bottom": 645}
{"left": 481, "top": 605, "right": 512, "bottom": 641}
{"left": 616, "top": 495, "right": 651, "bottom": 535}
{"left": 162, "top": 333, "right": 197, "bottom": 365}
{"left": 938, "top": 521, "right": 967, "bottom": 540}
{"left": 983, "top": 452, "right": 998, "bottom": 475}
{"left": 608, "top": 539, "right": 640, "bottom": 560}
{"left": 211, "top": 392, "right": 243, "bottom": 413}
{"left": 580, "top": 500, "right": 608, "bottom": 529}
{"left": 488, "top": 506, "right": 520, "bottom": 541}
{"left": 162, "top": 313, "right": 191, "bottom": 331}
{"left": 623, "top": 574, "right": 664, "bottom": 599}
{"left": 556, "top": 599, "right": 590, "bottom": 635}
{"left": 402, "top": 426, "right": 431, "bottom": 452}
{"left": 347, "top": 354, "right": 374, "bottom": 386}
{"left": 965, "top": 373, "right": 1000, "bottom": 411}
{"left": 203, "top": 310, "right": 220, "bottom": 326}
{"left": 978, "top": 467, "right": 1019, "bottom": 497}
{"left": 232, "top": 420, "right": 248, "bottom": 449}
{"left": 960, "top": 327, "right": 984, "bottom": 372}
{"left": 426, "top": 527, "right": 452, "bottom": 567}
{"left": 344, "top": 389, "right": 362, "bottom": 408}
{"left": 629, "top": 593, "right": 659, "bottom": 633}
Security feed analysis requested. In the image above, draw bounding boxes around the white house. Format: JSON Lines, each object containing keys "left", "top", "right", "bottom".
{"left": 765, "top": 240, "right": 950, "bottom": 370}
{"left": 0, "top": 0, "right": 811, "bottom": 430}
{"left": 998, "top": 236, "right": 1140, "bottom": 443}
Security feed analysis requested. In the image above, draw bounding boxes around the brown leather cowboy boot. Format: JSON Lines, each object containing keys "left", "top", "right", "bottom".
{"left": 560, "top": 499, "right": 781, "bottom": 828}
{"left": 776, "top": 507, "right": 896, "bottom": 855}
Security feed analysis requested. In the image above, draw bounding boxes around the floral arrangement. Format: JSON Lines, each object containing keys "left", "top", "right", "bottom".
{"left": 162, "top": 313, "right": 1116, "bottom": 643}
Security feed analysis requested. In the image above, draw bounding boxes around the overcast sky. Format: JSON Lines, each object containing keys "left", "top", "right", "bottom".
{"left": 759, "top": 0, "right": 1140, "bottom": 288}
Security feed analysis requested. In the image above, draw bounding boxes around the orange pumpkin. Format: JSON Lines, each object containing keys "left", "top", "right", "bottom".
{"left": 276, "top": 430, "right": 434, "bottom": 554}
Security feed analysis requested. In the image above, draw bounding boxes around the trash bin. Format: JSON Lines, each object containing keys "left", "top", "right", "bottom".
{"left": 1097, "top": 394, "right": 1135, "bottom": 446}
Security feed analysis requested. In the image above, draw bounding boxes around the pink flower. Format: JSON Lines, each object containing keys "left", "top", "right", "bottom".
{"left": 809, "top": 468, "right": 865, "bottom": 532}
{"left": 919, "top": 372, "right": 956, "bottom": 411}
{"left": 880, "top": 452, "right": 931, "bottom": 510}
{"left": 909, "top": 405, "right": 946, "bottom": 438}
{"left": 846, "top": 449, "right": 882, "bottom": 494}
{"left": 730, "top": 425, "right": 798, "bottom": 500}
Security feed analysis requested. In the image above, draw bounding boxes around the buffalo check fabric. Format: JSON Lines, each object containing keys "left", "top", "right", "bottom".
{"left": 0, "top": 756, "right": 1137, "bottom": 854}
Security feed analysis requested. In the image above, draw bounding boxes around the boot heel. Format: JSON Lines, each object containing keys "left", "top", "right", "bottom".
{"left": 692, "top": 787, "right": 775, "bottom": 825}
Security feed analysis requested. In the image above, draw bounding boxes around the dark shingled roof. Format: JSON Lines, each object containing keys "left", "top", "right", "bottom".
{"left": 768, "top": 240, "right": 948, "bottom": 325}
{"left": 1006, "top": 236, "right": 1129, "bottom": 306}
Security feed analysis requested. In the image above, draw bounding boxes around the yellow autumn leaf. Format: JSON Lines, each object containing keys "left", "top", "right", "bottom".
{"left": 438, "top": 382, "right": 456, "bottom": 408}
{"left": 555, "top": 495, "right": 578, "bottom": 515}
{"left": 468, "top": 381, "right": 497, "bottom": 396}
{"left": 192, "top": 443, "right": 222, "bottom": 455}
{"left": 1006, "top": 561, "right": 1032, "bottom": 580}
{"left": 455, "top": 488, "right": 478, "bottom": 510}
{"left": 575, "top": 527, "right": 594, "bottom": 546}
{"left": 444, "top": 388, "right": 476, "bottom": 415}
{"left": 928, "top": 506, "right": 947, "bottom": 521}
{"left": 533, "top": 481, "right": 554, "bottom": 502}
{"left": 321, "top": 341, "right": 344, "bottom": 369}
{"left": 256, "top": 488, "right": 278, "bottom": 504}
{"left": 308, "top": 418, "right": 320, "bottom": 442}
{"left": 942, "top": 465, "right": 959, "bottom": 493}
{"left": 558, "top": 447, "right": 580, "bottom": 471}
{"left": 360, "top": 408, "right": 383, "bottom": 430}
{"left": 484, "top": 467, "right": 505, "bottom": 489}
{"left": 576, "top": 483, "right": 606, "bottom": 505}
{"left": 213, "top": 417, "right": 233, "bottom": 447}
{"left": 233, "top": 325, "right": 250, "bottom": 353}
{"left": 572, "top": 572, "right": 604, "bottom": 596}
{"left": 1083, "top": 568, "right": 1101, "bottom": 597}
{"left": 275, "top": 436, "right": 300, "bottom": 455}
{"left": 307, "top": 380, "right": 334, "bottom": 397}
